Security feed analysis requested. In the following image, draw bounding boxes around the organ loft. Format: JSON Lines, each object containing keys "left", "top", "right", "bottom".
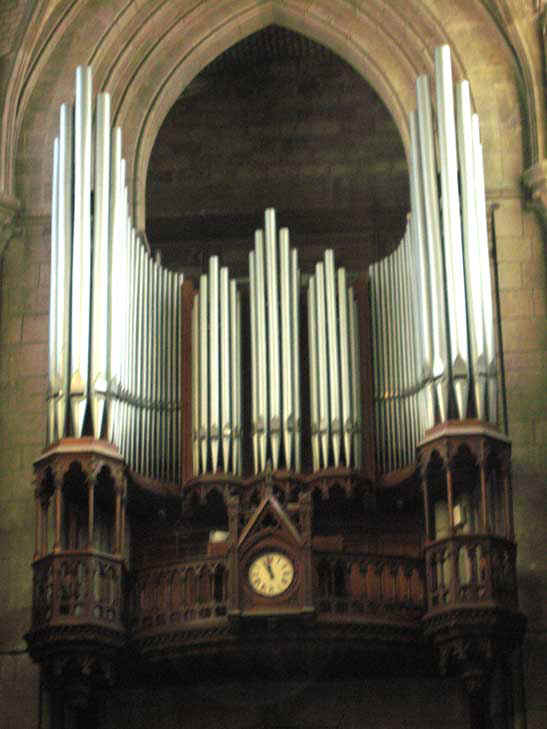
{"left": 22, "top": 37, "right": 528, "bottom": 729}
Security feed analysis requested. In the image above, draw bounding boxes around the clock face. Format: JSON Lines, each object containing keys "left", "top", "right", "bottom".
{"left": 248, "top": 552, "right": 295, "bottom": 597}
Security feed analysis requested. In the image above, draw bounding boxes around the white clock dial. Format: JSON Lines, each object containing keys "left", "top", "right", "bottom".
{"left": 248, "top": 552, "right": 295, "bottom": 597}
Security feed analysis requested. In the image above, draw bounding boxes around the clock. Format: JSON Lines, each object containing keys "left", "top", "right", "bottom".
{"left": 248, "top": 552, "right": 295, "bottom": 597}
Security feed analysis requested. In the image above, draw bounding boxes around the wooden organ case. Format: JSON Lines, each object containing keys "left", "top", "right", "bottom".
{"left": 26, "top": 46, "right": 525, "bottom": 729}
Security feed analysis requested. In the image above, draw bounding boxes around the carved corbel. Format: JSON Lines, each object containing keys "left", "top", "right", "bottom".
{"left": 0, "top": 194, "right": 22, "bottom": 259}
{"left": 523, "top": 159, "right": 547, "bottom": 225}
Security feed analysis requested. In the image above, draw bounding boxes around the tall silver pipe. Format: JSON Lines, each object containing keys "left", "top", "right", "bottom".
{"left": 377, "top": 259, "right": 388, "bottom": 472}
{"left": 368, "top": 264, "right": 381, "bottom": 471}
{"left": 456, "top": 81, "right": 487, "bottom": 421}
{"left": 48, "top": 137, "right": 60, "bottom": 445}
{"left": 403, "top": 228, "right": 420, "bottom": 449}
{"left": 220, "top": 267, "right": 231, "bottom": 471}
{"left": 291, "top": 248, "right": 301, "bottom": 472}
{"left": 325, "top": 250, "right": 341, "bottom": 467}
{"left": 70, "top": 66, "right": 93, "bottom": 437}
{"left": 416, "top": 73, "right": 449, "bottom": 422}
{"left": 175, "top": 274, "right": 183, "bottom": 480}
{"left": 192, "top": 291, "right": 199, "bottom": 475}
{"left": 279, "top": 228, "right": 293, "bottom": 470}
{"left": 209, "top": 256, "right": 220, "bottom": 471}
{"left": 91, "top": 93, "right": 111, "bottom": 439}
{"left": 348, "top": 287, "right": 362, "bottom": 469}
{"left": 143, "top": 251, "right": 152, "bottom": 476}
{"left": 307, "top": 277, "right": 320, "bottom": 471}
{"left": 375, "top": 262, "right": 387, "bottom": 473}
{"left": 337, "top": 267, "right": 352, "bottom": 467}
{"left": 249, "top": 252, "right": 259, "bottom": 472}
{"left": 150, "top": 261, "right": 159, "bottom": 476}
{"left": 387, "top": 254, "right": 399, "bottom": 469}
{"left": 254, "top": 231, "right": 268, "bottom": 470}
{"left": 199, "top": 274, "right": 209, "bottom": 472}
{"left": 409, "top": 110, "right": 434, "bottom": 432}
{"left": 162, "top": 267, "right": 170, "bottom": 480}
{"left": 107, "top": 128, "right": 123, "bottom": 443}
{"left": 265, "top": 209, "right": 281, "bottom": 470}
{"left": 56, "top": 104, "right": 73, "bottom": 441}
{"left": 393, "top": 245, "right": 406, "bottom": 465}
{"left": 472, "top": 114, "right": 497, "bottom": 425}
{"left": 435, "top": 45, "right": 469, "bottom": 419}
{"left": 315, "top": 262, "right": 330, "bottom": 468}
{"left": 232, "top": 282, "right": 242, "bottom": 475}
{"left": 167, "top": 271, "right": 175, "bottom": 480}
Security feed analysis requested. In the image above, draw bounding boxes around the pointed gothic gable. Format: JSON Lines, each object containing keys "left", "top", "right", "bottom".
{"left": 238, "top": 494, "right": 303, "bottom": 551}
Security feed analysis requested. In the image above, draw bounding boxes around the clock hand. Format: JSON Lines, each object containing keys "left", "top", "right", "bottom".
{"left": 263, "top": 556, "right": 274, "bottom": 579}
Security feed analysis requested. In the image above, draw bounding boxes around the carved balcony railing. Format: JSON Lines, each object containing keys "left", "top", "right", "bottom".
{"left": 424, "top": 535, "right": 518, "bottom": 613}
{"left": 132, "top": 557, "right": 229, "bottom": 636}
{"left": 30, "top": 551, "right": 125, "bottom": 633}
{"left": 314, "top": 553, "right": 426, "bottom": 622}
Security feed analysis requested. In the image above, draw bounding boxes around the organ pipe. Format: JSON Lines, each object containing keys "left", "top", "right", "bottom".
{"left": 70, "top": 66, "right": 93, "bottom": 438}
{"left": 435, "top": 46, "right": 469, "bottom": 419}
{"left": 90, "top": 93, "right": 111, "bottom": 440}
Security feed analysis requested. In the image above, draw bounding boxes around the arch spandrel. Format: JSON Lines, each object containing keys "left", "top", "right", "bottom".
{"left": 8, "top": 0, "right": 533, "bottom": 223}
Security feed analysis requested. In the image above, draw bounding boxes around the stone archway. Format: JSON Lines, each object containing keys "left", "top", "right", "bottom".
{"left": 4, "top": 0, "right": 532, "bottom": 227}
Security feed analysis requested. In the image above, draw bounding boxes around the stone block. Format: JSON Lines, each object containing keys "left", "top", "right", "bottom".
{"left": 1, "top": 316, "right": 22, "bottom": 344}
{"left": 22, "top": 314, "right": 48, "bottom": 343}
{"left": 497, "top": 261, "right": 521, "bottom": 289}
{"left": 495, "top": 236, "right": 531, "bottom": 262}
{"left": 522, "top": 260, "right": 546, "bottom": 289}
{"left": 499, "top": 288, "right": 534, "bottom": 318}
{"left": 502, "top": 318, "right": 546, "bottom": 352}
{"left": 494, "top": 197, "right": 523, "bottom": 237}
{"left": 17, "top": 343, "right": 48, "bottom": 376}
{"left": 532, "top": 288, "right": 546, "bottom": 317}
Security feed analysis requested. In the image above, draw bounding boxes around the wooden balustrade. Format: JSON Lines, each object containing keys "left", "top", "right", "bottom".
{"left": 31, "top": 552, "right": 125, "bottom": 631}
{"left": 424, "top": 534, "right": 517, "bottom": 612}
{"left": 313, "top": 553, "right": 425, "bottom": 621}
{"left": 133, "top": 557, "right": 229, "bottom": 634}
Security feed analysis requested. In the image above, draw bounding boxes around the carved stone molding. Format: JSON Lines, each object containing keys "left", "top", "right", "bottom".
{"left": 523, "top": 159, "right": 547, "bottom": 223}
{"left": 0, "top": 193, "right": 21, "bottom": 258}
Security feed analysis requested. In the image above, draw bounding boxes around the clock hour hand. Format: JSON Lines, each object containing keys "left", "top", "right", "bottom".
{"left": 263, "top": 556, "right": 274, "bottom": 579}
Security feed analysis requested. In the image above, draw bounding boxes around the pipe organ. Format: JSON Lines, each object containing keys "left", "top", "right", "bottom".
{"left": 369, "top": 45, "right": 498, "bottom": 473}
{"left": 30, "top": 46, "right": 525, "bottom": 726}
{"left": 47, "top": 44, "right": 498, "bottom": 483}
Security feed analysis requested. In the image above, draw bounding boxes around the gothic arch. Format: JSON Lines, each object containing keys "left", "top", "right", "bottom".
{"left": 2, "top": 0, "right": 538, "bottom": 227}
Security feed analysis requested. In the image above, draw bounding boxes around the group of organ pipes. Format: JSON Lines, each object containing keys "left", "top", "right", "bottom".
{"left": 46, "top": 44, "right": 499, "bottom": 484}
{"left": 47, "top": 66, "right": 183, "bottom": 482}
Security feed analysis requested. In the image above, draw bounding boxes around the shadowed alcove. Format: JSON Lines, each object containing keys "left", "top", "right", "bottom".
{"left": 145, "top": 25, "right": 409, "bottom": 277}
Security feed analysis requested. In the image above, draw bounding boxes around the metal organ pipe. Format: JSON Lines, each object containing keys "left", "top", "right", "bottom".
{"left": 472, "top": 115, "right": 498, "bottom": 425}
{"left": 70, "top": 66, "right": 93, "bottom": 438}
{"left": 435, "top": 46, "right": 470, "bottom": 420}
{"left": 48, "top": 137, "right": 59, "bottom": 445}
{"left": 91, "top": 93, "right": 111, "bottom": 440}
